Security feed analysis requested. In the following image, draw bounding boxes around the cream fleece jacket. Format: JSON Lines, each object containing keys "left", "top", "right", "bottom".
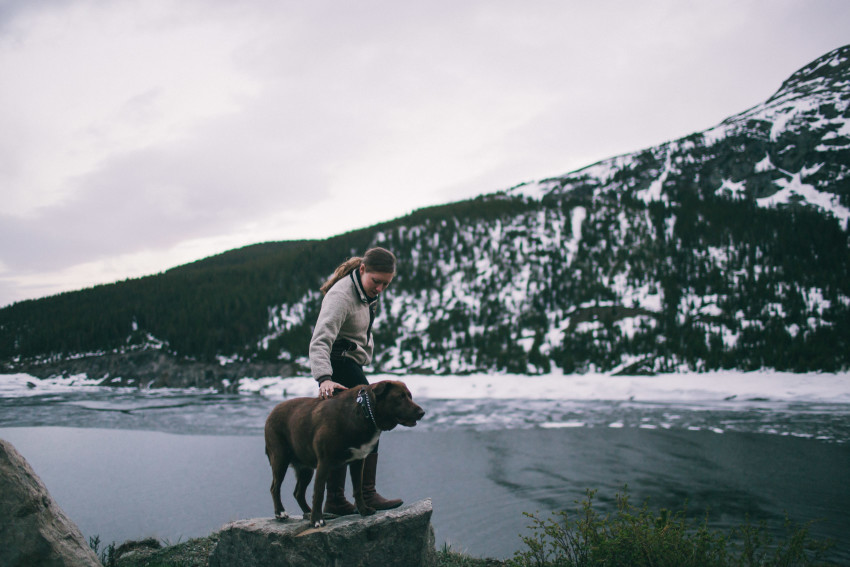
{"left": 309, "top": 270, "right": 377, "bottom": 382}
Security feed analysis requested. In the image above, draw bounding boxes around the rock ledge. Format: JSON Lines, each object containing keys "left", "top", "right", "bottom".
{"left": 209, "top": 499, "right": 436, "bottom": 567}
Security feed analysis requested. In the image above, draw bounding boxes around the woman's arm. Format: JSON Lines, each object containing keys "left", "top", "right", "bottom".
{"left": 309, "top": 287, "right": 350, "bottom": 385}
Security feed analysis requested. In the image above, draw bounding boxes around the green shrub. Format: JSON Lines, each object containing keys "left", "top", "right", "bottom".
{"left": 507, "top": 488, "right": 835, "bottom": 567}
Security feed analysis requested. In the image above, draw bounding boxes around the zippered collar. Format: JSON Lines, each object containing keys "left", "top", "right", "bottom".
{"left": 350, "top": 269, "right": 378, "bottom": 305}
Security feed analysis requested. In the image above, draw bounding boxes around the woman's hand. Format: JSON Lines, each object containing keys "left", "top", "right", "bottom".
{"left": 319, "top": 381, "right": 347, "bottom": 398}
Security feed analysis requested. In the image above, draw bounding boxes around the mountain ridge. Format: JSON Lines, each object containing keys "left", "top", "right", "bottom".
{"left": 2, "top": 45, "right": 849, "bottom": 386}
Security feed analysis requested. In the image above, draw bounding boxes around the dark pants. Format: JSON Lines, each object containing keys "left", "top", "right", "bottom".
{"left": 330, "top": 357, "right": 369, "bottom": 389}
{"left": 330, "top": 357, "right": 377, "bottom": 453}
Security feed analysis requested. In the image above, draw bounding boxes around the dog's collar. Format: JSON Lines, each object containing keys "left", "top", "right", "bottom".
{"left": 356, "top": 388, "right": 379, "bottom": 430}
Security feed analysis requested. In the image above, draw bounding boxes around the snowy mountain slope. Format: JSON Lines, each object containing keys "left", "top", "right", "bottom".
{"left": 522, "top": 45, "right": 850, "bottom": 223}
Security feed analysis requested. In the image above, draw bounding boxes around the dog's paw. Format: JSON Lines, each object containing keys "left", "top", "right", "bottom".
{"left": 275, "top": 511, "right": 289, "bottom": 521}
{"left": 312, "top": 518, "right": 326, "bottom": 528}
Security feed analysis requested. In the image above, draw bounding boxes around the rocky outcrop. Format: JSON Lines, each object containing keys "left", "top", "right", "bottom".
{"left": 209, "top": 499, "right": 436, "bottom": 567}
{"left": 0, "top": 439, "right": 102, "bottom": 567}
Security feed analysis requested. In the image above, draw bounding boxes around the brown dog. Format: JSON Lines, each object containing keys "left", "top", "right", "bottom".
{"left": 264, "top": 380, "right": 425, "bottom": 527}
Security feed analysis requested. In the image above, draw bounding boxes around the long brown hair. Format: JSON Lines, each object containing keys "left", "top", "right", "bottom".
{"left": 319, "top": 247, "right": 396, "bottom": 295}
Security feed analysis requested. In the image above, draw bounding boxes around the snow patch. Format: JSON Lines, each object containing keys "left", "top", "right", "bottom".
{"left": 716, "top": 179, "right": 746, "bottom": 198}
{"left": 758, "top": 169, "right": 850, "bottom": 228}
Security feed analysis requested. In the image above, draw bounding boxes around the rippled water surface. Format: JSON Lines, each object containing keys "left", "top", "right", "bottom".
{"left": 2, "top": 386, "right": 849, "bottom": 443}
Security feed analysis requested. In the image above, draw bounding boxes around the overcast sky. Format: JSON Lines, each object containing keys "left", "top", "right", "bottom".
{"left": 1, "top": 0, "right": 848, "bottom": 308}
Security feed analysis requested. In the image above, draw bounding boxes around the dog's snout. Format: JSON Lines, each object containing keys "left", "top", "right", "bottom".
{"left": 411, "top": 403, "right": 425, "bottom": 421}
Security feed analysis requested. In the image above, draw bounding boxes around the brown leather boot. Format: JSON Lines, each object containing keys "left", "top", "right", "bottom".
{"left": 362, "top": 453, "right": 402, "bottom": 510}
{"left": 323, "top": 466, "right": 357, "bottom": 517}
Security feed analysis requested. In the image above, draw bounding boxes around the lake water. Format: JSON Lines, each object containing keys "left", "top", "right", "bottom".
{"left": 1, "top": 371, "right": 849, "bottom": 562}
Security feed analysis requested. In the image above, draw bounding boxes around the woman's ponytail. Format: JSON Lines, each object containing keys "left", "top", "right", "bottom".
{"left": 320, "top": 256, "right": 362, "bottom": 295}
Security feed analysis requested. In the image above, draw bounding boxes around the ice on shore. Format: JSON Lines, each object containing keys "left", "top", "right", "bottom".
{"left": 2, "top": 370, "right": 849, "bottom": 404}
{"left": 234, "top": 370, "right": 850, "bottom": 404}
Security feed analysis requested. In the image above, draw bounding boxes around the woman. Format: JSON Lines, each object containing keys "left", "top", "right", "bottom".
{"left": 309, "top": 246, "right": 400, "bottom": 516}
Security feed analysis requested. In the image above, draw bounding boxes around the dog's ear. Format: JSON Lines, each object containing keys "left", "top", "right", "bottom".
{"left": 371, "top": 381, "right": 390, "bottom": 399}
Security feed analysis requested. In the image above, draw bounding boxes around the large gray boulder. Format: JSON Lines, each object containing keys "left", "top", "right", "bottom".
{"left": 0, "top": 438, "right": 102, "bottom": 567}
{"left": 210, "top": 498, "right": 437, "bottom": 567}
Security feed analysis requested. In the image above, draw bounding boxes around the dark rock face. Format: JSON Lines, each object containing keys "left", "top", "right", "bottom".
{"left": 0, "top": 439, "right": 102, "bottom": 567}
{"left": 209, "top": 498, "right": 436, "bottom": 567}
{"left": 15, "top": 349, "right": 296, "bottom": 391}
